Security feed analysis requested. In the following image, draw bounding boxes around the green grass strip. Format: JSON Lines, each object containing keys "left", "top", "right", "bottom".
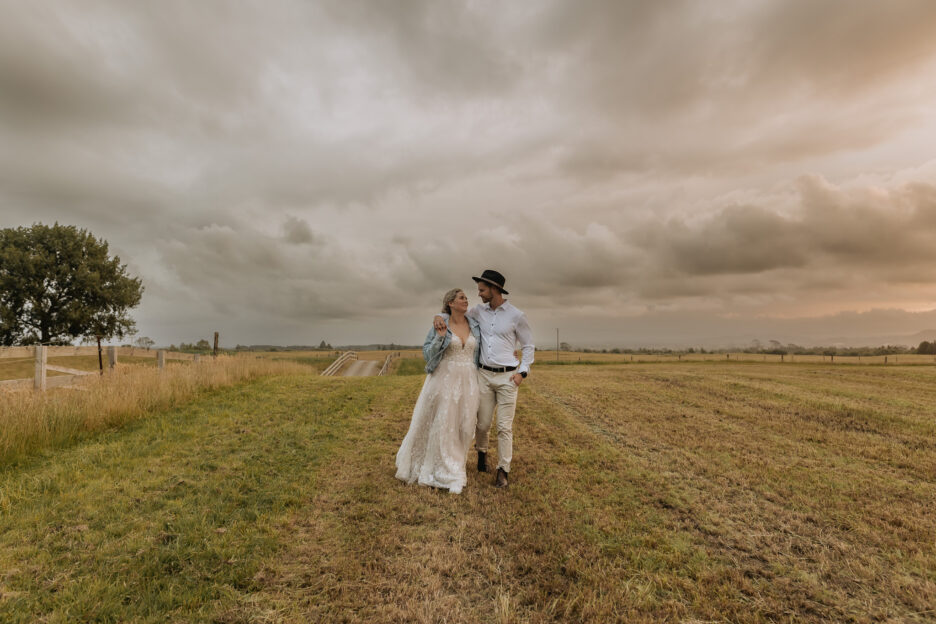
{"left": 0, "top": 375, "right": 373, "bottom": 623}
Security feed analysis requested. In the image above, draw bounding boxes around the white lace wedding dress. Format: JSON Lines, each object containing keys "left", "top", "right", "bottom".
{"left": 395, "top": 332, "right": 479, "bottom": 494}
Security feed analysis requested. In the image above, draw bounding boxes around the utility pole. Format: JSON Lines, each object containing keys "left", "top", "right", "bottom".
{"left": 556, "top": 328, "right": 559, "bottom": 362}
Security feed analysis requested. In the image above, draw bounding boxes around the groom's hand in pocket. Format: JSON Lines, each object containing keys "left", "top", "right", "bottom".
{"left": 510, "top": 373, "right": 523, "bottom": 387}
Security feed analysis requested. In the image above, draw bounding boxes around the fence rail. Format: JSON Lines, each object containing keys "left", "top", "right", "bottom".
{"left": 377, "top": 353, "right": 396, "bottom": 376}
{"left": 0, "top": 345, "right": 195, "bottom": 361}
{"left": 0, "top": 345, "right": 200, "bottom": 392}
{"left": 320, "top": 351, "right": 357, "bottom": 376}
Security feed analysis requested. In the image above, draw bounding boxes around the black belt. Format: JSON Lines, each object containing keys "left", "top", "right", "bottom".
{"left": 479, "top": 363, "right": 517, "bottom": 373}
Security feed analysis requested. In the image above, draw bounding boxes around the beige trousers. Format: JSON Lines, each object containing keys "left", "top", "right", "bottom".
{"left": 475, "top": 368, "right": 519, "bottom": 473}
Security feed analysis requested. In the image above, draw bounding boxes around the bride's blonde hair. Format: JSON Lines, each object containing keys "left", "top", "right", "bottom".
{"left": 442, "top": 288, "right": 463, "bottom": 314}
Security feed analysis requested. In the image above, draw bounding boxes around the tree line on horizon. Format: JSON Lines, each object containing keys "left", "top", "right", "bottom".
{"left": 573, "top": 343, "right": 932, "bottom": 356}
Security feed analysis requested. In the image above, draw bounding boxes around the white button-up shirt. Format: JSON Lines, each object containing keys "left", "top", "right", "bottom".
{"left": 466, "top": 300, "right": 535, "bottom": 374}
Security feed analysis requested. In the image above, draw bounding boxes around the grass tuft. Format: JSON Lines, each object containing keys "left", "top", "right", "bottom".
{"left": 394, "top": 358, "right": 427, "bottom": 376}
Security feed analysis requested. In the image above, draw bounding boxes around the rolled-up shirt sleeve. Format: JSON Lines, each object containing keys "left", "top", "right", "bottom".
{"left": 516, "top": 313, "right": 535, "bottom": 374}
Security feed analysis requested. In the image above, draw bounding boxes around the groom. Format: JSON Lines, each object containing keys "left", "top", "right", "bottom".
{"left": 435, "top": 270, "right": 535, "bottom": 488}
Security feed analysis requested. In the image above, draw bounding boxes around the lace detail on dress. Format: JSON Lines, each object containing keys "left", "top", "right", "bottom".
{"left": 395, "top": 333, "right": 479, "bottom": 494}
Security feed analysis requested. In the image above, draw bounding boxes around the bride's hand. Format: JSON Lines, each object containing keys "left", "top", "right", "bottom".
{"left": 435, "top": 322, "right": 447, "bottom": 338}
{"left": 433, "top": 315, "right": 447, "bottom": 334}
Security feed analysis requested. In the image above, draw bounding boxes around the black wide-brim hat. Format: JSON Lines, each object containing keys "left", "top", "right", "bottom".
{"left": 472, "top": 269, "right": 508, "bottom": 295}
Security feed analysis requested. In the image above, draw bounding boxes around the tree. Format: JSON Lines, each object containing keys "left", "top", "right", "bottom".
{"left": 135, "top": 336, "right": 156, "bottom": 350}
{"left": 0, "top": 223, "right": 143, "bottom": 346}
{"left": 195, "top": 339, "right": 211, "bottom": 351}
{"left": 918, "top": 340, "right": 936, "bottom": 355}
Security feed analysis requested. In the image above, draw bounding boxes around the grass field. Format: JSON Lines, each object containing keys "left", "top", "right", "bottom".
{"left": 1, "top": 361, "right": 934, "bottom": 622}
{"left": 0, "top": 355, "right": 315, "bottom": 466}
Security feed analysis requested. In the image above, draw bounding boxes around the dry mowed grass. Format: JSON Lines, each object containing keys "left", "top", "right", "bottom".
{"left": 544, "top": 350, "right": 936, "bottom": 365}
{"left": 256, "top": 362, "right": 936, "bottom": 622}
{"left": 0, "top": 355, "right": 158, "bottom": 381}
{"left": 2, "top": 361, "right": 934, "bottom": 622}
{"left": 0, "top": 355, "right": 313, "bottom": 464}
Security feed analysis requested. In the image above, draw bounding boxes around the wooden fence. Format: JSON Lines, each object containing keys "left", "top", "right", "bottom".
{"left": 320, "top": 351, "right": 357, "bottom": 376}
{"left": 0, "top": 345, "right": 198, "bottom": 391}
{"left": 377, "top": 353, "right": 396, "bottom": 376}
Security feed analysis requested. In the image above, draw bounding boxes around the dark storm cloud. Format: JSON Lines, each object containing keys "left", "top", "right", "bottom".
{"left": 746, "top": 0, "right": 936, "bottom": 97}
{"left": 3, "top": 1, "right": 936, "bottom": 346}
{"left": 0, "top": 1, "right": 522, "bottom": 215}
{"left": 395, "top": 174, "right": 936, "bottom": 311}
{"left": 627, "top": 176, "right": 936, "bottom": 301}
{"left": 320, "top": 1, "right": 522, "bottom": 97}
{"left": 398, "top": 221, "right": 639, "bottom": 301}
{"left": 282, "top": 216, "right": 318, "bottom": 245}
{"left": 541, "top": 0, "right": 936, "bottom": 178}
{"left": 156, "top": 221, "right": 357, "bottom": 320}
{"left": 635, "top": 206, "right": 808, "bottom": 276}
{"left": 0, "top": 2, "right": 283, "bottom": 138}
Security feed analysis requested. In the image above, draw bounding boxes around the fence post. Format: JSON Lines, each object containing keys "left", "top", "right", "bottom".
{"left": 34, "top": 345, "right": 48, "bottom": 391}
{"left": 193, "top": 354, "right": 200, "bottom": 363}
{"left": 157, "top": 350, "right": 166, "bottom": 370}
{"left": 213, "top": 332, "right": 219, "bottom": 357}
{"left": 107, "top": 346, "right": 118, "bottom": 370}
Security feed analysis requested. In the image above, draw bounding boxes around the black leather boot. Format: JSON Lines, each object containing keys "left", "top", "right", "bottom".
{"left": 495, "top": 467, "right": 508, "bottom": 488}
{"left": 477, "top": 451, "right": 488, "bottom": 473}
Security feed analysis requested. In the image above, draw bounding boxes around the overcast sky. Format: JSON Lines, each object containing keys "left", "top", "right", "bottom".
{"left": 3, "top": 1, "right": 936, "bottom": 348}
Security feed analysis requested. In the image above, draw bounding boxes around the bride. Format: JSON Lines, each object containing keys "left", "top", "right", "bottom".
{"left": 395, "top": 288, "right": 481, "bottom": 494}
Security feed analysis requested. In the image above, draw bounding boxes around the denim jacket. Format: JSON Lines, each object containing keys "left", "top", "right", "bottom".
{"left": 422, "top": 315, "right": 481, "bottom": 374}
